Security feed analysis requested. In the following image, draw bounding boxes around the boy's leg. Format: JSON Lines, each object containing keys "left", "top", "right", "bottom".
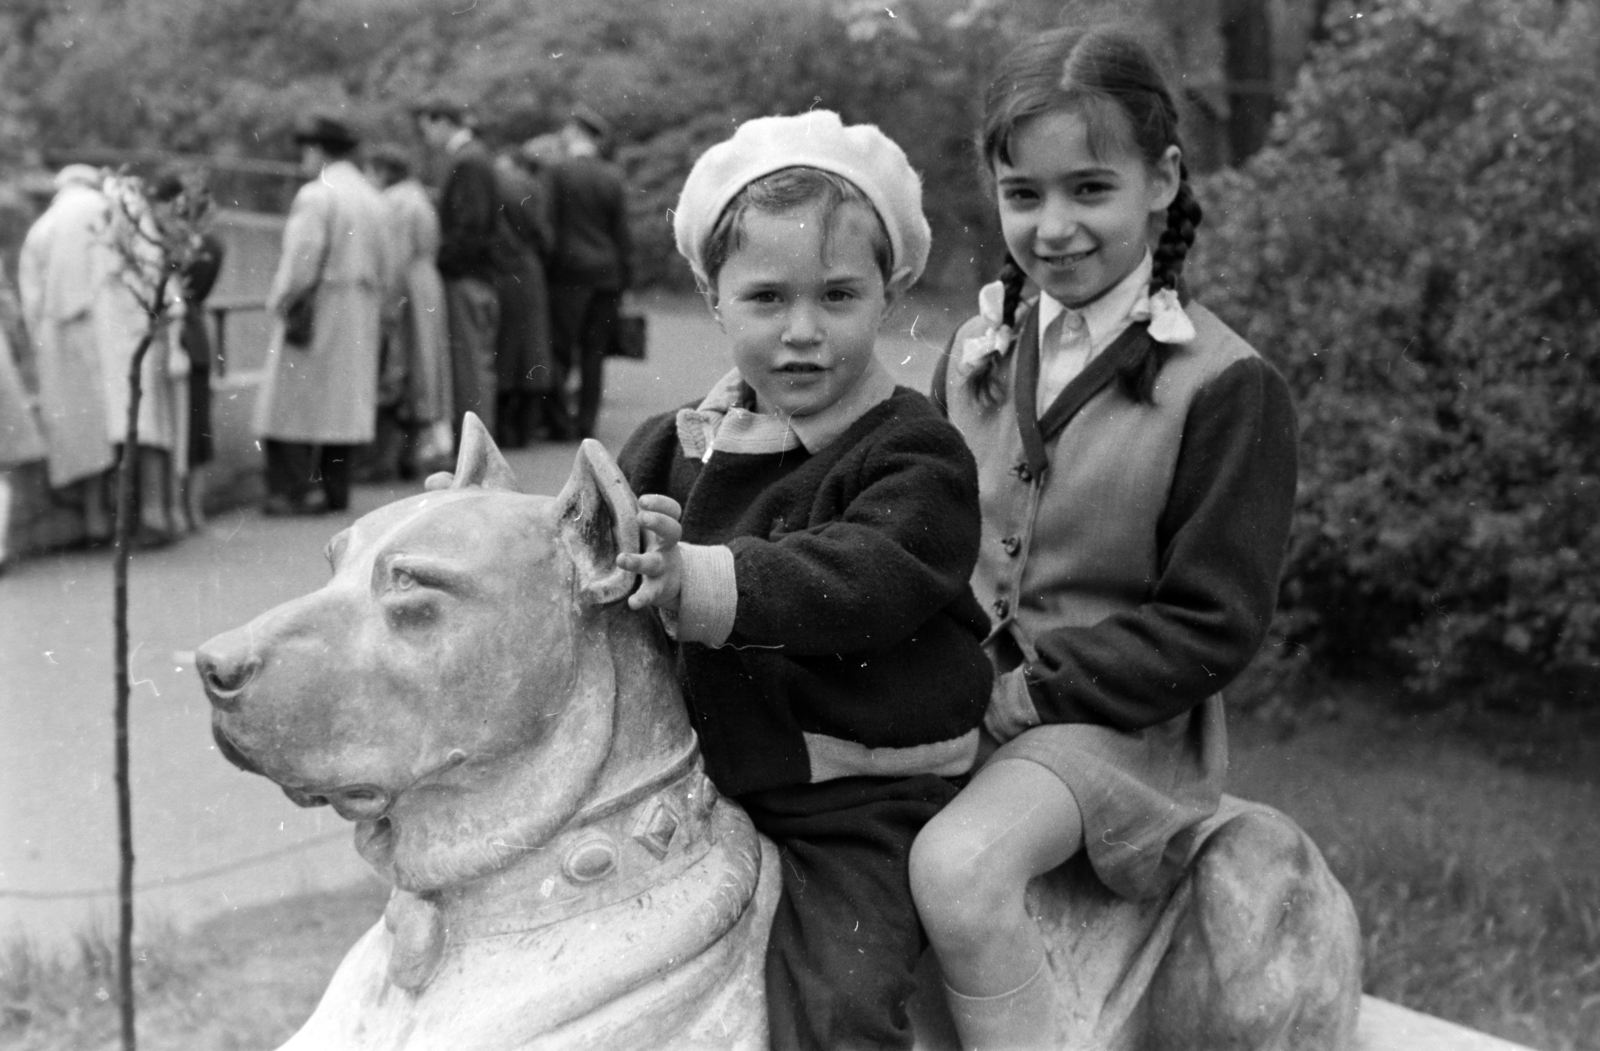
{"left": 741, "top": 774, "right": 957, "bottom": 1051}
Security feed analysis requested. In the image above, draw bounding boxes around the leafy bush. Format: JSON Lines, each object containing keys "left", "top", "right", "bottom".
{"left": 1192, "top": 0, "right": 1600, "bottom": 700}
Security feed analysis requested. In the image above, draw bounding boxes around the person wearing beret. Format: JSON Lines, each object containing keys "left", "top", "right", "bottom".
{"left": 254, "top": 114, "right": 394, "bottom": 515}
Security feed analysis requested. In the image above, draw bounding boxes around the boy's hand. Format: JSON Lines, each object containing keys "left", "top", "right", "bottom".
{"left": 618, "top": 494, "right": 685, "bottom": 614}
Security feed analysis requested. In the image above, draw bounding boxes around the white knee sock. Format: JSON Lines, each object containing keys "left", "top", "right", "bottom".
{"left": 945, "top": 955, "right": 1057, "bottom": 1051}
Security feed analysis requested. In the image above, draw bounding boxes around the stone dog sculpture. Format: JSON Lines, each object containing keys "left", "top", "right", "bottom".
{"left": 197, "top": 414, "right": 1362, "bottom": 1050}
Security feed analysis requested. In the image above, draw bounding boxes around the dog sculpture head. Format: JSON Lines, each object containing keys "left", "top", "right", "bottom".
{"left": 197, "top": 415, "right": 688, "bottom": 893}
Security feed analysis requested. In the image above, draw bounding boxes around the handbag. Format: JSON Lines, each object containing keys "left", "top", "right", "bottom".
{"left": 283, "top": 289, "right": 315, "bottom": 348}
{"left": 609, "top": 310, "right": 647, "bottom": 360}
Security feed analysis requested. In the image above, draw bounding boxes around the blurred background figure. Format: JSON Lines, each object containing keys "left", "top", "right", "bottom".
{"left": 255, "top": 114, "right": 392, "bottom": 516}
{"left": 365, "top": 143, "right": 453, "bottom": 479}
{"left": 0, "top": 278, "right": 46, "bottom": 572}
{"left": 21, "top": 165, "right": 185, "bottom": 546}
{"left": 100, "top": 170, "right": 188, "bottom": 546}
{"left": 16, "top": 164, "right": 117, "bottom": 543}
{"left": 491, "top": 140, "right": 556, "bottom": 449}
{"left": 545, "top": 104, "right": 632, "bottom": 440}
{"left": 413, "top": 96, "right": 514, "bottom": 444}
{"left": 151, "top": 168, "right": 225, "bottom": 533}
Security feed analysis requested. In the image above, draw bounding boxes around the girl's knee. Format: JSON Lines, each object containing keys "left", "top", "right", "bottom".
{"left": 910, "top": 820, "right": 1016, "bottom": 932}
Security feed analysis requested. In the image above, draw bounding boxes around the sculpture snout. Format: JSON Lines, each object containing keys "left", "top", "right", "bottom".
{"left": 196, "top": 633, "right": 261, "bottom": 711}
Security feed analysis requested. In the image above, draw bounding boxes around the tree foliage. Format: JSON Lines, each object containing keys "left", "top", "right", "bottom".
{"left": 4, "top": 0, "right": 1228, "bottom": 287}
{"left": 1192, "top": 0, "right": 1600, "bottom": 701}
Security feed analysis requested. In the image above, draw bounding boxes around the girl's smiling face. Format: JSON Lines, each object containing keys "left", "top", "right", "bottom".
{"left": 711, "top": 201, "right": 891, "bottom": 418}
{"left": 994, "top": 108, "right": 1179, "bottom": 309}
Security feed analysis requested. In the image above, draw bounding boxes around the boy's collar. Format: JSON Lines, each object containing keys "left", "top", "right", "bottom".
{"left": 683, "top": 356, "right": 896, "bottom": 458}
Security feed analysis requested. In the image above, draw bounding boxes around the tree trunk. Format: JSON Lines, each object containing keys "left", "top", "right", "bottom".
{"left": 112, "top": 320, "right": 158, "bottom": 1051}
{"left": 1221, "top": 0, "right": 1276, "bottom": 163}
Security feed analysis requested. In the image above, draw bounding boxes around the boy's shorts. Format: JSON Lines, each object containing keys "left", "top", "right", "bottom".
{"left": 739, "top": 773, "right": 960, "bottom": 1051}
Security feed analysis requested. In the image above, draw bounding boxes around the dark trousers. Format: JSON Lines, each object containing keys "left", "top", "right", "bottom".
{"left": 739, "top": 774, "right": 959, "bottom": 1051}
{"left": 548, "top": 284, "right": 618, "bottom": 439}
{"left": 446, "top": 277, "right": 500, "bottom": 443}
{"left": 264, "top": 440, "right": 353, "bottom": 511}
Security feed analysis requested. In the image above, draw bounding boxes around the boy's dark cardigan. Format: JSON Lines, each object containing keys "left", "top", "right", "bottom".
{"left": 618, "top": 387, "right": 992, "bottom": 799}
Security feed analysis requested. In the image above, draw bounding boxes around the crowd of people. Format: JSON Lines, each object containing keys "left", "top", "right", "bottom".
{"left": 0, "top": 163, "right": 216, "bottom": 562}
{"left": 0, "top": 98, "right": 633, "bottom": 554}
{"left": 257, "top": 101, "right": 632, "bottom": 516}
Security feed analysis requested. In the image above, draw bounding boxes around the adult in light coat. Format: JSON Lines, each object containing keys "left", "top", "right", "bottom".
{"left": 366, "top": 144, "right": 452, "bottom": 477}
{"left": 19, "top": 164, "right": 184, "bottom": 543}
{"left": 255, "top": 115, "right": 394, "bottom": 515}
{"left": 17, "top": 165, "right": 116, "bottom": 539}
{"left": 0, "top": 283, "right": 47, "bottom": 570}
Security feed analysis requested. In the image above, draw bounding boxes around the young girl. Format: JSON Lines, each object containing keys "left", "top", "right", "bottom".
{"left": 909, "top": 26, "right": 1299, "bottom": 1048}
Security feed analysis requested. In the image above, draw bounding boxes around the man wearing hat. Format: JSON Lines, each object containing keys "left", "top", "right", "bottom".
{"left": 254, "top": 114, "right": 394, "bottom": 515}
{"left": 413, "top": 97, "right": 516, "bottom": 443}
{"left": 544, "top": 103, "right": 632, "bottom": 440}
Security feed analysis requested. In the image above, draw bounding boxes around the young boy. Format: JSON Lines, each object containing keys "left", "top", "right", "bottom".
{"left": 615, "top": 111, "right": 992, "bottom": 1051}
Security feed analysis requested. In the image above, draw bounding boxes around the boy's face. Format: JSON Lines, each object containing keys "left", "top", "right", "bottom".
{"left": 712, "top": 202, "right": 891, "bottom": 419}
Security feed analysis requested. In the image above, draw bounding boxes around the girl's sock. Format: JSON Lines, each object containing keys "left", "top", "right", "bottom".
{"left": 945, "top": 954, "right": 1056, "bottom": 1051}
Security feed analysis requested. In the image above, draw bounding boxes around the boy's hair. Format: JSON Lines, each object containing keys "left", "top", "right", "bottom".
{"left": 699, "top": 166, "right": 894, "bottom": 291}
{"left": 973, "top": 26, "right": 1204, "bottom": 405}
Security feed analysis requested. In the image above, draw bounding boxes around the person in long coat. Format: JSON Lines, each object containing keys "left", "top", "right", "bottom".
{"left": 490, "top": 148, "right": 555, "bottom": 448}
{"left": 151, "top": 168, "right": 226, "bottom": 531}
{"left": 17, "top": 165, "right": 116, "bottom": 539}
{"left": 0, "top": 284, "right": 47, "bottom": 571}
{"left": 545, "top": 106, "right": 633, "bottom": 440}
{"left": 366, "top": 144, "right": 452, "bottom": 477}
{"left": 413, "top": 98, "right": 514, "bottom": 442}
{"left": 20, "top": 165, "right": 182, "bottom": 543}
{"left": 254, "top": 115, "right": 393, "bottom": 515}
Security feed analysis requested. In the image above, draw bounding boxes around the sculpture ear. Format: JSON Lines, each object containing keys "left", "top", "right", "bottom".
{"left": 555, "top": 438, "right": 640, "bottom": 606}
{"left": 449, "top": 413, "right": 519, "bottom": 491}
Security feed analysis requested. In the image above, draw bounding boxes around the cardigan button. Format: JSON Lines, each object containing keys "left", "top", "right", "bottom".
{"left": 1001, "top": 535, "right": 1022, "bottom": 557}
{"left": 992, "top": 598, "right": 1010, "bottom": 620}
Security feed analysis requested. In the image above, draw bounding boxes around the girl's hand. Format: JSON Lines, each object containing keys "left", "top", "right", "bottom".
{"left": 983, "top": 666, "right": 1042, "bottom": 744}
{"left": 618, "top": 494, "right": 684, "bottom": 614}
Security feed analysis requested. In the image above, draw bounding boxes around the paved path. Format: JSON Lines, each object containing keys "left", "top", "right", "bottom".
{"left": 0, "top": 294, "right": 958, "bottom": 948}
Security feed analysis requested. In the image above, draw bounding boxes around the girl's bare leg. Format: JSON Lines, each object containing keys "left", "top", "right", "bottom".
{"left": 910, "top": 757, "right": 1084, "bottom": 1048}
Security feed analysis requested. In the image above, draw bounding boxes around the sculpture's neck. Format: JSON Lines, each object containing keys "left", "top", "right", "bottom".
{"left": 442, "top": 740, "right": 715, "bottom": 937}
{"left": 383, "top": 739, "right": 720, "bottom": 991}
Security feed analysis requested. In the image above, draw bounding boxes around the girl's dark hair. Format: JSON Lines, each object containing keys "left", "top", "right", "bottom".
{"left": 969, "top": 25, "right": 1203, "bottom": 405}
{"left": 699, "top": 166, "right": 893, "bottom": 290}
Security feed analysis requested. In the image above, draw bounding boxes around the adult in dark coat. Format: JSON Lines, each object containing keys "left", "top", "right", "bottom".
{"left": 152, "top": 170, "right": 225, "bottom": 530}
{"left": 546, "top": 106, "right": 632, "bottom": 440}
{"left": 414, "top": 98, "right": 516, "bottom": 442}
{"left": 491, "top": 149, "right": 555, "bottom": 448}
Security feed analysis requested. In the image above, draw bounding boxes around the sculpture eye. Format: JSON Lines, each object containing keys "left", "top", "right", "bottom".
{"left": 393, "top": 568, "right": 417, "bottom": 591}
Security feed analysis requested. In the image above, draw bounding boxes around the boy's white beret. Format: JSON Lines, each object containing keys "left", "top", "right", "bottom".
{"left": 673, "top": 110, "right": 931, "bottom": 289}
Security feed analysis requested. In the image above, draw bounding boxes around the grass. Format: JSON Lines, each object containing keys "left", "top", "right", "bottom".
{"left": 0, "top": 878, "right": 388, "bottom": 1051}
{"left": 3, "top": 683, "right": 1597, "bottom": 1051}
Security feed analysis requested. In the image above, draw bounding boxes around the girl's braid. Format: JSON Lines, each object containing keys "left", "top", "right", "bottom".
{"left": 967, "top": 254, "right": 1029, "bottom": 406}
{"left": 1150, "top": 163, "right": 1203, "bottom": 293}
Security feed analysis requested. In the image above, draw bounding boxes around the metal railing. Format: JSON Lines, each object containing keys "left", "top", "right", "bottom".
{"left": 205, "top": 295, "right": 268, "bottom": 379}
